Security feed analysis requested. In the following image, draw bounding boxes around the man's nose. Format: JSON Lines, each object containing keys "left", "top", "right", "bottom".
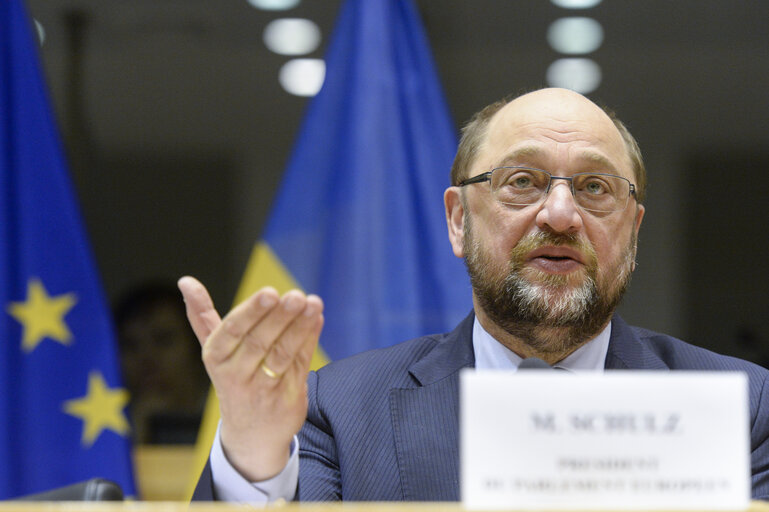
{"left": 535, "top": 181, "right": 583, "bottom": 233}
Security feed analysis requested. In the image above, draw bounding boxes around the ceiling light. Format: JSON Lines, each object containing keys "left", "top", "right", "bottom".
{"left": 247, "top": 0, "right": 300, "bottom": 10}
{"left": 263, "top": 18, "right": 321, "bottom": 56}
{"left": 547, "top": 17, "right": 603, "bottom": 55}
{"left": 34, "top": 19, "right": 45, "bottom": 45}
{"left": 550, "top": 0, "right": 602, "bottom": 8}
{"left": 279, "top": 59, "right": 325, "bottom": 96}
{"left": 546, "top": 58, "right": 602, "bottom": 94}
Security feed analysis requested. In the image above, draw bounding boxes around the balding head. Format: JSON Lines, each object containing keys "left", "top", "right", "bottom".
{"left": 450, "top": 88, "right": 646, "bottom": 203}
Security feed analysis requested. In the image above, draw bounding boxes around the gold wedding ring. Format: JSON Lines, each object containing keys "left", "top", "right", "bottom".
{"left": 260, "top": 362, "right": 279, "bottom": 379}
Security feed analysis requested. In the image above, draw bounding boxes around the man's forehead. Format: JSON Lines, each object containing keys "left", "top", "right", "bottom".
{"left": 490, "top": 88, "right": 614, "bottom": 132}
{"left": 480, "top": 89, "right": 630, "bottom": 171}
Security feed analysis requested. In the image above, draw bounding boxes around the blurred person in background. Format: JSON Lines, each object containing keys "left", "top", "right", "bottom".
{"left": 115, "top": 283, "right": 209, "bottom": 444}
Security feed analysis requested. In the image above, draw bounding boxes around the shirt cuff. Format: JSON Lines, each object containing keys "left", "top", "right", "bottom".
{"left": 209, "top": 421, "right": 299, "bottom": 503}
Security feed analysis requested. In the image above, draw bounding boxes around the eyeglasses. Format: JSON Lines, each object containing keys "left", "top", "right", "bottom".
{"left": 458, "top": 167, "right": 637, "bottom": 213}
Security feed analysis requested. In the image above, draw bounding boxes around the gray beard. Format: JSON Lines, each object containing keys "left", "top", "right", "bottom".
{"left": 464, "top": 215, "right": 634, "bottom": 355}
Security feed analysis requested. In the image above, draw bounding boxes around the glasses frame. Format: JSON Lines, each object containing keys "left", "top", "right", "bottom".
{"left": 458, "top": 166, "right": 637, "bottom": 213}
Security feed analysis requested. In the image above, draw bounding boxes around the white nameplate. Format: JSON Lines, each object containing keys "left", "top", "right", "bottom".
{"left": 461, "top": 371, "right": 750, "bottom": 510}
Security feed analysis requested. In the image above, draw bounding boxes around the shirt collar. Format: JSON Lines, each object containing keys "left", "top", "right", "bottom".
{"left": 472, "top": 316, "right": 611, "bottom": 372}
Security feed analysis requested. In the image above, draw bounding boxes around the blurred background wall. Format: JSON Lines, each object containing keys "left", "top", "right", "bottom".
{"left": 25, "top": 0, "right": 769, "bottom": 366}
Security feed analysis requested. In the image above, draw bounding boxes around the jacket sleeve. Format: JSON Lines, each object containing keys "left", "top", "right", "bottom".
{"left": 191, "top": 461, "right": 217, "bottom": 501}
{"left": 296, "top": 370, "right": 343, "bottom": 501}
{"left": 751, "top": 371, "right": 769, "bottom": 501}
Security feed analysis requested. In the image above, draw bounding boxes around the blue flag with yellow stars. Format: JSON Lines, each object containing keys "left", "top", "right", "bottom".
{"left": 0, "top": 0, "right": 135, "bottom": 498}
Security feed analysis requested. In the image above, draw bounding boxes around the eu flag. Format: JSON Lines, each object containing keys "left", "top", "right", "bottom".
{"left": 0, "top": 0, "right": 135, "bottom": 498}
{"left": 189, "top": 0, "right": 471, "bottom": 489}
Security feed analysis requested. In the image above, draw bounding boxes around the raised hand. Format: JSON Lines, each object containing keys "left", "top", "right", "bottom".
{"left": 178, "top": 276, "right": 324, "bottom": 481}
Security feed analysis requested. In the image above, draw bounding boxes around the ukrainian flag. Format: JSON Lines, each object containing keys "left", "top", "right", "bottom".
{"left": 189, "top": 0, "right": 470, "bottom": 491}
{"left": 0, "top": 0, "right": 135, "bottom": 498}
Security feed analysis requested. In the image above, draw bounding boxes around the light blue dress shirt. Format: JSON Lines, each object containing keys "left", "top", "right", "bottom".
{"left": 473, "top": 317, "right": 611, "bottom": 372}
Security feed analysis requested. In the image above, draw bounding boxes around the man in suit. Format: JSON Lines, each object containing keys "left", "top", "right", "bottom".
{"left": 179, "top": 88, "right": 769, "bottom": 502}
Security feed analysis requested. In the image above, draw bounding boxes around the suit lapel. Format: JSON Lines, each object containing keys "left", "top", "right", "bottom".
{"left": 389, "top": 313, "right": 475, "bottom": 501}
{"left": 386, "top": 313, "right": 668, "bottom": 500}
{"left": 605, "top": 315, "right": 669, "bottom": 370}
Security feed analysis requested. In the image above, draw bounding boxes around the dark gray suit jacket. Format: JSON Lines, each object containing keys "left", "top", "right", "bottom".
{"left": 194, "top": 313, "right": 769, "bottom": 501}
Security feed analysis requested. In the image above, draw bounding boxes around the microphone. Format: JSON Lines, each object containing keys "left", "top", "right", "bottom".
{"left": 518, "top": 357, "right": 555, "bottom": 370}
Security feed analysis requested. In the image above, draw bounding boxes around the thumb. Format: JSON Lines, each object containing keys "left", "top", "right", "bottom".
{"left": 178, "top": 276, "right": 222, "bottom": 347}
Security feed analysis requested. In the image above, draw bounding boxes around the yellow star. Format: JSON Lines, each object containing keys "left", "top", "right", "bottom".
{"left": 6, "top": 278, "right": 77, "bottom": 352}
{"left": 63, "top": 371, "right": 130, "bottom": 447}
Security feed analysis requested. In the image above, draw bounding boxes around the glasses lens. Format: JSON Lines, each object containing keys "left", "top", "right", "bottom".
{"left": 572, "top": 173, "right": 630, "bottom": 212}
{"left": 490, "top": 168, "right": 549, "bottom": 206}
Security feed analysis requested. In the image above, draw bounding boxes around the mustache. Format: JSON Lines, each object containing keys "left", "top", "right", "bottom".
{"left": 510, "top": 231, "right": 597, "bottom": 264}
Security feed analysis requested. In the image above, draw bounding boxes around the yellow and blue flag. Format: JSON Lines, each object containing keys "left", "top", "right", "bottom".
{"left": 0, "top": 0, "right": 135, "bottom": 498}
{"left": 239, "top": 0, "right": 470, "bottom": 360}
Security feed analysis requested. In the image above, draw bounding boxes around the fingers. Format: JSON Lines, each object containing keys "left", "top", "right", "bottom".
{"left": 262, "top": 298, "right": 323, "bottom": 404}
{"left": 259, "top": 295, "right": 324, "bottom": 383}
{"left": 229, "top": 292, "right": 322, "bottom": 394}
{"left": 199, "top": 284, "right": 323, "bottom": 384}
{"left": 283, "top": 307, "right": 324, "bottom": 386}
{"left": 298, "top": 303, "right": 324, "bottom": 376}
{"left": 204, "top": 286, "right": 281, "bottom": 365}
{"left": 256, "top": 294, "right": 322, "bottom": 377}
{"left": 178, "top": 276, "right": 222, "bottom": 346}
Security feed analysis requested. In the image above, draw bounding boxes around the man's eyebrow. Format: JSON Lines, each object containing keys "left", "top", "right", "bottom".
{"left": 493, "top": 147, "right": 620, "bottom": 173}
{"left": 577, "top": 151, "right": 617, "bottom": 172}
{"left": 495, "top": 146, "right": 544, "bottom": 167}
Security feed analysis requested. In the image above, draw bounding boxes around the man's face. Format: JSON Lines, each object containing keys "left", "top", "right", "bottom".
{"left": 445, "top": 88, "right": 645, "bottom": 354}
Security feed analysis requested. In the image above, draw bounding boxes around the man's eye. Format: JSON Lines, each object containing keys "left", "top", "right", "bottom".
{"left": 584, "top": 180, "right": 607, "bottom": 195}
{"left": 508, "top": 174, "right": 534, "bottom": 188}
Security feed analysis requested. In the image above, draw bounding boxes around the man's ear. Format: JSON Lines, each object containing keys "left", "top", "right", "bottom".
{"left": 634, "top": 204, "right": 645, "bottom": 235}
{"left": 631, "top": 204, "right": 645, "bottom": 271}
{"left": 444, "top": 186, "right": 466, "bottom": 258}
